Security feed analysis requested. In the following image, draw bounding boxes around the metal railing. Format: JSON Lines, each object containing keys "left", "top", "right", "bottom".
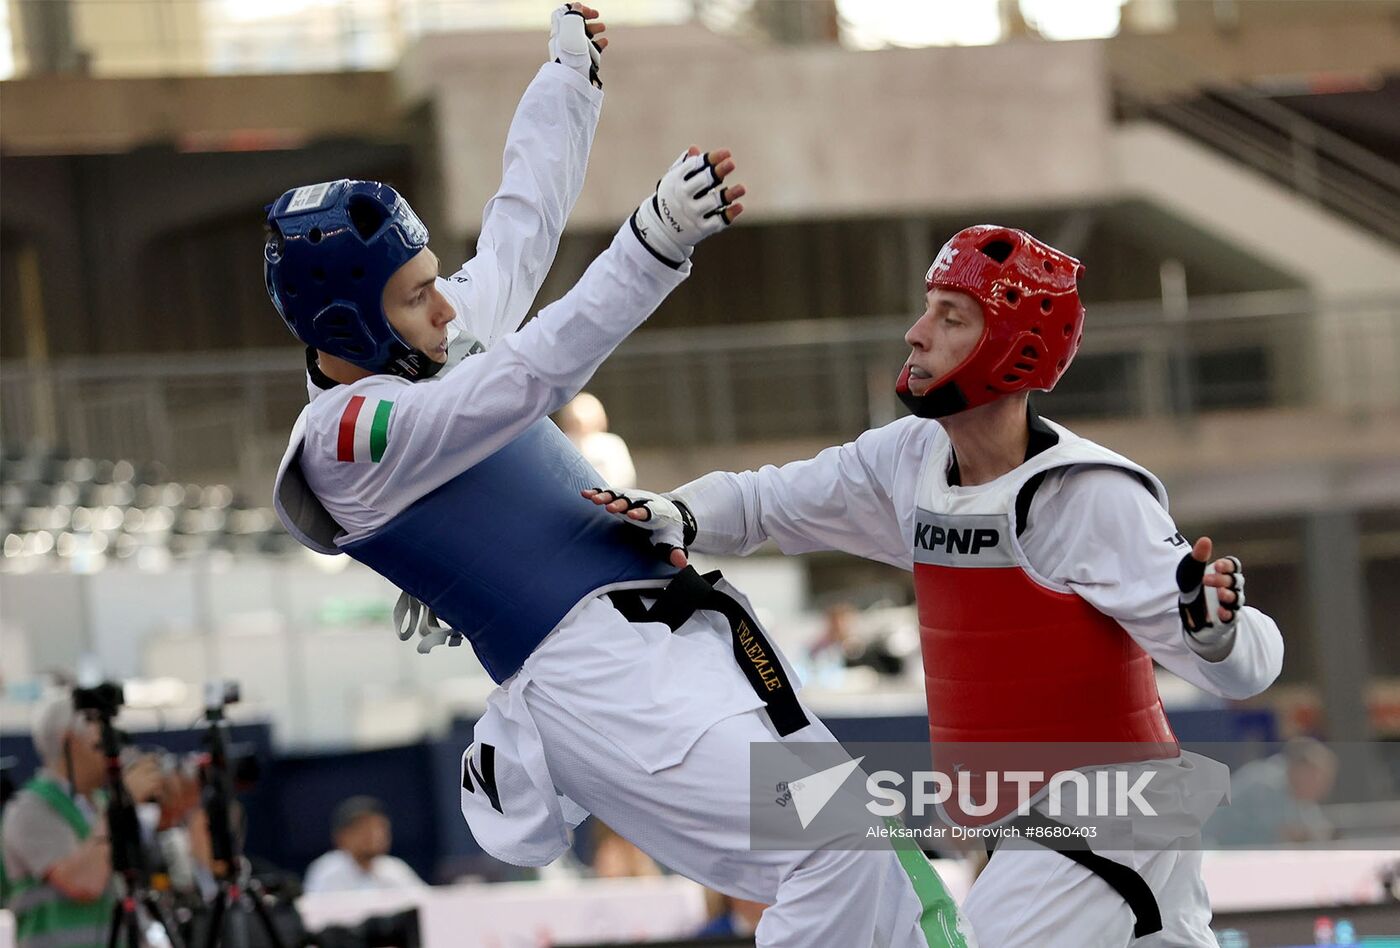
{"left": 3, "top": 291, "right": 1398, "bottom": 491}
{"left": 1114, "top": 45, "right": 1400, "bottom": 245}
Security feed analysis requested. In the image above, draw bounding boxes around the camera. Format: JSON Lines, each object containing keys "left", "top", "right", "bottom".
{"left": 71, "top": 677, "right": 413, "bottom": 948}
{"left": 73, "top": 681, "right": 125, "bottom": 718}
{"left": 204, "top": 679, "right": 241, "bottom": 713}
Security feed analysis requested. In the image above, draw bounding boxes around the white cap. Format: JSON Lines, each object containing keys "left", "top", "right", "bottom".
{"left": 30, "top": 690, "right": 82, "bottom": 765}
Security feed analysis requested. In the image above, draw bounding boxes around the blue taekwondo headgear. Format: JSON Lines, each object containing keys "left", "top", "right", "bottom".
{"left": 264, "top": 179, "right": 443, "bottom": 381}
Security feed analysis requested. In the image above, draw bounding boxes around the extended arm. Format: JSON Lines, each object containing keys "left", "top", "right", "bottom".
{"left": 592, "top": 416, "right": 932, "bottom": 568}
{"left": 440, "top": 7, "right": 608, "bottom": 348}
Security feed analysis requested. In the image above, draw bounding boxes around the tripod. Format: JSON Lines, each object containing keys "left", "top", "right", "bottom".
{"left": 76, "top": 692, "right": 183, "bottom": 948}
{"left": 199, "top": 685, "right": 286, "bottom": 948}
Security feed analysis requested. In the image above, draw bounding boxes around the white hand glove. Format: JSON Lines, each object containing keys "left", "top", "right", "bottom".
{"left": 583, "top": 486, "right": 696, "bottom": 565}
{"left": 630, "top": 150, "right": 741, "bottom": 267}
{"left": 549, "top": 5, "right": 602, "bottom": 87}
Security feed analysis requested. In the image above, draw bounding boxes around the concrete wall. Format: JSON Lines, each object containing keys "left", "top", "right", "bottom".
{"left": 0, "top": 71, "right": 398, "bottom": 154}
{"left": 405, "top": 27, "right": 1397, "bottom": 301}
{"left": 399, "top": 27, "right": 1116, "bottom": 237}
{"left": 1111, "top": 9, "right": 1400, "bottom": 96}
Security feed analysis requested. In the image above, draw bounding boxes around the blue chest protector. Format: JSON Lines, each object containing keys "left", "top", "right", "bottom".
{"left": 340, "top": 420, "right": 677, "bottom": 683}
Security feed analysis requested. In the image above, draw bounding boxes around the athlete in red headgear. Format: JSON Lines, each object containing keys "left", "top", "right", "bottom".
{"left": 585, "top": 225, "right": 1285, "bottom": 947}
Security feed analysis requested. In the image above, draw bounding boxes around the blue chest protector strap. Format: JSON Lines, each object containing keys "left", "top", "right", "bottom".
{"left": 342, "top": 420, "right": 677, "bottom": 683}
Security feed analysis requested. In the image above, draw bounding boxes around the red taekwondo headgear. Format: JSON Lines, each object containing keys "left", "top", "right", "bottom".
{"left": 896, "top": 225, "right": 1086, "bottom": 419}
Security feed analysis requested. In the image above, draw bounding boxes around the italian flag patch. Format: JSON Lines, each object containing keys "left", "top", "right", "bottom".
{"left": 336, "top": 395, "right": 393, "bottom": 463}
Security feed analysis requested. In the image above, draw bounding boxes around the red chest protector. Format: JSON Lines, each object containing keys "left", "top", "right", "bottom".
{"left": 913, "top": 420, "right": 1178, "bottom": 825}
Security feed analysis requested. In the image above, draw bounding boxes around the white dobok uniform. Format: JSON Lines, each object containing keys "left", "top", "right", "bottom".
{"left": 674, "top": 414, "right": 1285, "bottom": 947}
{"left": 273, "top": 62, "right": 971, "bottom": 947}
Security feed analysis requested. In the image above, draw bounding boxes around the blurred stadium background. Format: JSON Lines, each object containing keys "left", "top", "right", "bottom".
{"left": 1, "top": 0, "right": 1399, "bottom": 945}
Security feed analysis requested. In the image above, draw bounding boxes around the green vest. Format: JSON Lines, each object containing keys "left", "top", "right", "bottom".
{"left": 2, "top": 778, "right": 113, "bottom": 948}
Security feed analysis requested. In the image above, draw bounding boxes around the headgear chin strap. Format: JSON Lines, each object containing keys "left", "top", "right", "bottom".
{"left": 304, "top": 346, "right": 444, "bottom": 391}
{"left": 383, "top": 346, "right": 446, "bottom": 383}
{"left": 265, "top": 179, "right": 444, "bottom": 382}
{"left": 897, "top": 225, "right": 1085, "bottom": 419}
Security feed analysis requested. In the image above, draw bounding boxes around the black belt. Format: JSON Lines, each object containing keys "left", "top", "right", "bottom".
{"left": 991, "top": 810, "right": 1163, "bottom": 938}
{"left": 607, "top": 567, "right": 810, "bottom": 737}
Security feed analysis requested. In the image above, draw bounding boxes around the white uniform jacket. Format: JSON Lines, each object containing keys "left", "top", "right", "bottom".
{"left": 272, "top": 63, "right": 780, "bottom": 866}
{"left": 673, "top": 413, "right": 1284, "bottom": 701}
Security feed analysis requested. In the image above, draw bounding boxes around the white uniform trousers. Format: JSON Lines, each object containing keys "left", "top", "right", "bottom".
{"left": 460, "top": 592, "right": 969, "bottom": 947}
{"left": 529, "top": 685, "right": 945, "bottom": 948}
{"left": 964, "top": 839, "right": 1215, "bottom": 948}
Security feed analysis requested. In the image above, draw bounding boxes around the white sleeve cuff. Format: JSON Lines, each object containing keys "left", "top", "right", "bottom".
{"left": 672, "top": 471, "right": 755, "bottom": 555}
{"left": 538, "top": 60, "right": 604, "bottom": 106}
{"left": 1183, "top": 617, "right": 1237, "bottom": 663}
{"left": 619, "top": 217, "right": 694, "bottom": 281}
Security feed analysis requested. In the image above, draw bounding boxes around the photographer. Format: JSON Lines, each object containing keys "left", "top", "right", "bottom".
{"left": 0, "top": 690, "right": 161, "bottom": 948}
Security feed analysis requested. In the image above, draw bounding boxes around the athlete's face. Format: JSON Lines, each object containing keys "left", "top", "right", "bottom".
{"left": 902, "top": 289, "right": 984, "bottom": 395}
{"left": 383, "top": 249, "right": 454, "bottom": 363}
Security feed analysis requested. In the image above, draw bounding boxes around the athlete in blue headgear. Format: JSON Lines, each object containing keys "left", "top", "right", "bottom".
{"left": 268, "top": 7, "right": 969, "bottom": 946}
